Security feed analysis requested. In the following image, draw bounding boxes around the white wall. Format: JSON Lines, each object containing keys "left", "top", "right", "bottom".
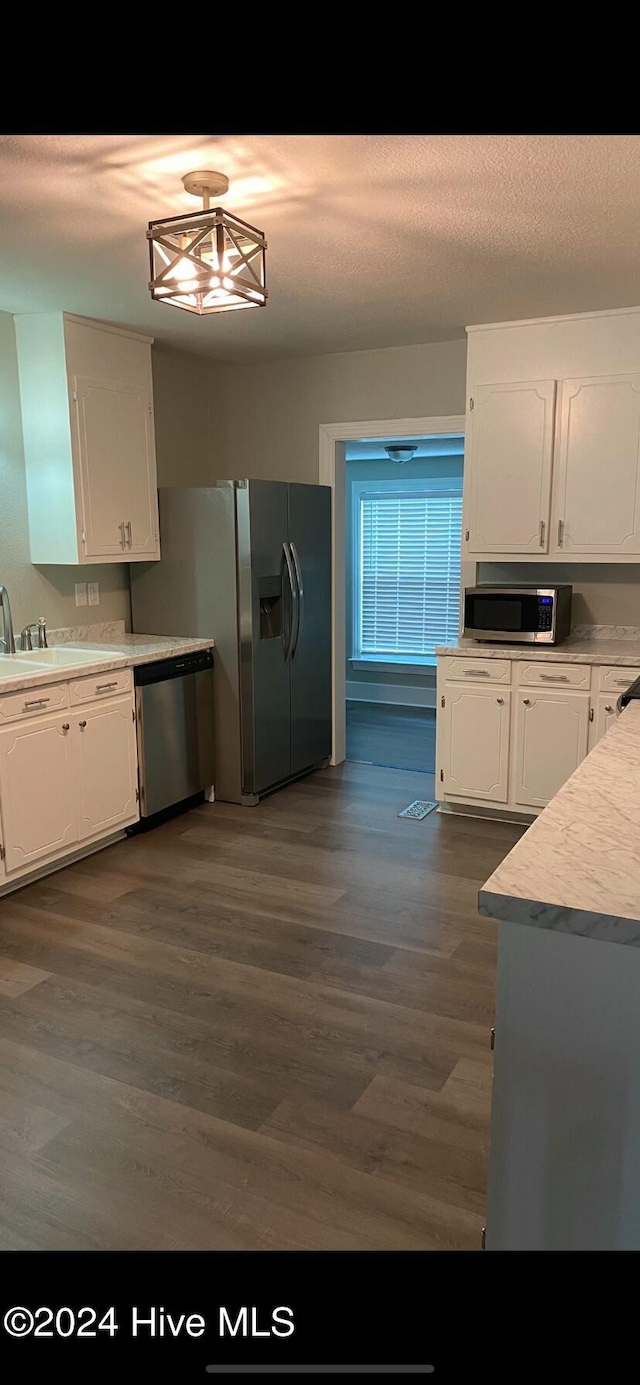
{"left": 151, "top": 346, "right": 212, "bottom": 488}
{"left": 207, "top": 338, "right": 468, "bottom": 482}
{"left": 0, "top": 311, "right": 131, "bottom": 635}
{"left": 479, "top": 561, "right": 640, "bottom": 626}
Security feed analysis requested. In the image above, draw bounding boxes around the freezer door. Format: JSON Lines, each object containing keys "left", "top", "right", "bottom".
{"left": 288, "top": 483, "right": 332, "bottom": 775}
{"left": 237, "top": 481, "right": 292, "bottom": 795}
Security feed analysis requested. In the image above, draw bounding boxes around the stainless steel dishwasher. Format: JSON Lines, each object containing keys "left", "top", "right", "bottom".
{"left": 134, "top": 650, "right": 214, "bottom": 819}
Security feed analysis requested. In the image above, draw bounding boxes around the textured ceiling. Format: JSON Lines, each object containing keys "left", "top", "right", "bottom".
{"left": 1, "top": 134, "right": 640, "bottom": 362}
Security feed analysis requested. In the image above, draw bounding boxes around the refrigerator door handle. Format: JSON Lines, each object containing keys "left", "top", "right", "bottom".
{"left": 281, "top": 541, "right": 297, "bottom": 663}
{"left": 289, "top": 541, "right": 304, "bottom": 662}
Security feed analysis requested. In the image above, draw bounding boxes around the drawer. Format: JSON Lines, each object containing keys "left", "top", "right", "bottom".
{"left": 0, "top": 680, "right": 69, "bottom": 725}
{"left": 441, "top": 657, "right": 512, "bottom": 684}
{"left": 518, "top": 661, "right": 591, "bottom": 691}
{"left": 69, "top": 668, "right": 132, "bottom": 705}
{"left": 597, "top": 665, "right": 640, "bottom": 694}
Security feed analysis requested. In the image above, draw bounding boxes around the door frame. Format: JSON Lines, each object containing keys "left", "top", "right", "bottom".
{"left": 318, "top": 413, "right": 467, "bottom": 765}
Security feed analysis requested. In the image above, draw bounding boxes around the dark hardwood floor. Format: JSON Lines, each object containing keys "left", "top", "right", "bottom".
{"left": 0, "top": 762, "right": 523, "bottom": 1250}
{"left": 346, "top": 701, "right": 436, "bottom": 780}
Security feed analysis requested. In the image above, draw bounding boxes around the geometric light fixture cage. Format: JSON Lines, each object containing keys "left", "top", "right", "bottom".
{"left": 147, "top": 171, "right": 267, "bottom": 316}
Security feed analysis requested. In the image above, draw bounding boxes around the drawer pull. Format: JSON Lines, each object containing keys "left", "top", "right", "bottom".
{"left": 96, "top": 682, "right": 118, "bottom": 692}
{"left": 23, "top": 697, "right": 50, "bottom": 709}
{"left": 615, "top": 678, "right": 634, "bottom": 686}
{"left": 79, "top": 720, "right": 87, "bottom": 729}
{"left": 539, "top": 673, "right": 569, "bottom": 682}
{"left": 464, "top": 668, "right": 490, "bottom": 676}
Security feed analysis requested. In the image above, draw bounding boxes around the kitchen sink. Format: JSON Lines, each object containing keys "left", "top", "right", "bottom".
{"left": 17, "top": 647, "right": 124, "bottom": 666}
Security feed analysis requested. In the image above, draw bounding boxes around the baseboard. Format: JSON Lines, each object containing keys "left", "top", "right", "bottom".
{"left": 346, "top": 680, "right": 436, "bottom": 709}
{"left": 0, "top": 830, "right": 127, "bottom": 898}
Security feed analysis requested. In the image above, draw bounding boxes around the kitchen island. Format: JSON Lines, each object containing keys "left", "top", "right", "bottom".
{"left": 480, "top": 698, "right": 640, "bottom": 1248}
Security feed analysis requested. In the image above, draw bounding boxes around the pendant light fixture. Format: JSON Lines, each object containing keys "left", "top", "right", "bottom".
{"left": 147, "top": 170, "right": 267, "bottom": 316}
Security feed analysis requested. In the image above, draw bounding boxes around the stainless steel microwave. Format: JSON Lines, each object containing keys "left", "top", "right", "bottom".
{"left": 463, "top": 585, "right": 573, "bottom": 644}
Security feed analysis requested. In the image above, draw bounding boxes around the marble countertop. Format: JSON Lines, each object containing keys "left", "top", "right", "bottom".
{"left": 480, "top": 700, "right": 640, "bottom": 947}
{"left": 436, "top": 637, "right": 640, "bottom": 666}
{"left": 0, "top": 634, "right": 214, "bottom": 695}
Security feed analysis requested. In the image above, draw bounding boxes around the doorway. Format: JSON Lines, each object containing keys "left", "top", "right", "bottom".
{"left": 319, "top": 413, "right": 468, "bottom": 769}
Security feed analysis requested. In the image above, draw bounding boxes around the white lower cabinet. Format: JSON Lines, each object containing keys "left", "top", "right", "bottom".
{"left": 441, "top": 685, "right": 511, "bottom": 802}
{"left": 74, "top": 699, "right": 138, "bottom": 840}
{"left": 0, "top": 681, "right": 139, "bottom": 887}
{"left": 0, "top": 712, "right": 77, "bottom": 874}
{"left": 589, "top": 693, "right": 619, "bottom": 752}
{"left": 437, "top": 657, "right": 640, "bottom": 817}
{"left": 513, "top": 689, "right": 590, "bottom": 808}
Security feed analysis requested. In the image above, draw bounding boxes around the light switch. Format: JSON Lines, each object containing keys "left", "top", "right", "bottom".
{"left": 75, "top": 583, "right": 87, "bottom": 607}
{"left": 88, "top": 582, "right": 100, "bottom": 606}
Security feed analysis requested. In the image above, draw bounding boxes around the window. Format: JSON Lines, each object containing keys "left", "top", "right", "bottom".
{"left": 353, "top": 478, "right": 463, "bottom": 662}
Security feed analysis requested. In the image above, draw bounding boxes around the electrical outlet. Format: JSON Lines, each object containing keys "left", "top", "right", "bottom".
{"left": 75, "top": 583, "right": 87, "bottom": 607}
{"left": 88, "top": 582, "right": 100, "bottom": 607}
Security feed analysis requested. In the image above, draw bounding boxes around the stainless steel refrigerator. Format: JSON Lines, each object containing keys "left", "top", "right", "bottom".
{"left": 130, "top": 481, "right": 332, "bottom": 804}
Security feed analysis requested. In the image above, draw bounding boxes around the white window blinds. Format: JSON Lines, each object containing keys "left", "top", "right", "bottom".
{"left": 356, "top": 487, "right": 463, "bottom": 659}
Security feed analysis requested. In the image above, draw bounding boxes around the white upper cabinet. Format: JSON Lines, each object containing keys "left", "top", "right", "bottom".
{"left": 464, "top": 308, "right": 640, "bottom": 562}
{"left": 15, "top": 312, "right": 160, "bottom": 565}
{"left": 552, "top": 374, "right": 640, "bottom": 554}
{"left": 466, "top": 381, "right": 556, "bottom": 554}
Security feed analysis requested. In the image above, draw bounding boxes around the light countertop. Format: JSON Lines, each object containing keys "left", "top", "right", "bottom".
{"left": 0, "top": 634, "right": 214, "bottom": 695}
{"left": 436, "top": 637, "right": 640, "bottom": 666}
{"left": 479, "top": 699, "right": 640, "bottom": 947}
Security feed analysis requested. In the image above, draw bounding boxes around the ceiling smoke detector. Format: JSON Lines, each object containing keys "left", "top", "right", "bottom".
{"left": 147, "top": 170, "right": 267, "bottom": 317}
{"left": 384, "top": 444, "right": 419, "bottom": 464}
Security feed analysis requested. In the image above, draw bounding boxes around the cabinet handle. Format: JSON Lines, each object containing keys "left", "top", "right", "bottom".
{"left": 465, "top": 528, "right": 470, "bottom": 541}
{"left": 589, "top": 707, "right": 594, "bottom": 722}
{"left": 96, "top": 682, "right": 118, "bottom": 692}
{"left": 539, "top": 519, "right": 545, "bottom": 547}
{"left": 464, "top": 668, "right": 490, "bottom": 676}
{"left": 126, "top": 521, "right": 132, "bottom": 548}
{"left": 540, "top": 673, "right": 569, "bottom": 682}
{"left": 61, "top": 723, "right": 70, "bottom": 732}
{"left": 605, "top": 705, "right": 614, "bottom": 714}
{"left": 119, "top": 521, "right": 126, "bottom": 549}
{"left": 615, "top": 678, "right": 634, "bottom": 686}
{"left": 496, "top": 697, "right": 504, "bottom": 705}
{"left": 523, "top": 697, "right": 531, "bottom": 706}
{"left": 23, "top": 697, "right": 49, "bottom": 709}
{"left": 79, "top": 720, "right": 87, "bottom": 729}
{"left": 557, "top": 518, "right": 564, "bottom": 546}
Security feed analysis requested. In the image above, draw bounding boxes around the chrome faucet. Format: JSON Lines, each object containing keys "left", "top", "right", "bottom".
{"left": 18, "top": 617, "right": 48, "bottom": 652}
{"left": 0, "top": 586, "right": 15, "bottom": 654}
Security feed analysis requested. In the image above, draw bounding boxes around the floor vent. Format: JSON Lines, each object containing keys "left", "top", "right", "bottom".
{"left": 397, "top": 800, "right": 437, "bottom": 821}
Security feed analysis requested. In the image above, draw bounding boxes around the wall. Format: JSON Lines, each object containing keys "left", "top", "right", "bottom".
{"left": 479, "top": 562, "right": 640, "bottom": 627}
{"left": 0, "top": 311, "right": 130, "bottom": 635}
{"left": 346, "top": 450, "right": 464, "bottom": 704}
{"left": 207, "top": 338, "right": 467, "bottom": 482}
{"left": 151, "top": 346, "right": 212, "bottom": 488}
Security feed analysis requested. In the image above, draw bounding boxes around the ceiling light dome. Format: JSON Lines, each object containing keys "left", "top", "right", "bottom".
{"left": 147, "top": 170, "right": 267, "bottom": 316}
{"left": 384, "top": 444, "right": 419, "bottom": 463}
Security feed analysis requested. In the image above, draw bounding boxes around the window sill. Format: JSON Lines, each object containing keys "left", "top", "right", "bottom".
{"left": 350, "top": 656, "right": 437, "bottom": 674}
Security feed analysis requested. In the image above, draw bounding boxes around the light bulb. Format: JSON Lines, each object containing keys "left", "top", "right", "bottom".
{"left": 169, "top": 256, "right": 197, "bottom": 282}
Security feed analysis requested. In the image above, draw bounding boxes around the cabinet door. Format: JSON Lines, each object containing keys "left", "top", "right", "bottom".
{"left": 553, "top": 374, "right": 640, "bottom": 554}
{"left": 589, "top": 694, "right": 618, "bottom": 752}
{"left": 514, "top": 690, "right": 589, "bottom": 808}
{"left": 115, "top": 385, "right": 159, "bottom": 556}
{"left": 0, "top": 714, "right": 76, "bottom": 875}
{"left": 74, "top": 376, "right": 159, "bottom": 560}
{"left": 73, "top": 698, "right": 139, "bottom": 840}
{"left": 466, "top": 381, "right": 556, "bottom": 554}
{"left": 74, "top": 377, "right": 126, "bottom": 556}
{"left": 442, "top": 685, "right": 511, "bottom": 801}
